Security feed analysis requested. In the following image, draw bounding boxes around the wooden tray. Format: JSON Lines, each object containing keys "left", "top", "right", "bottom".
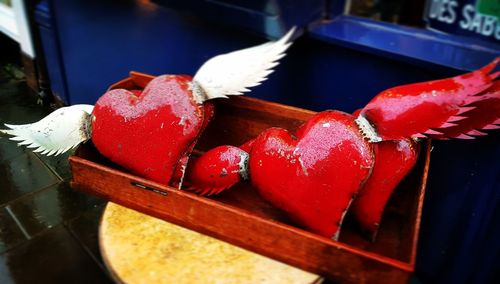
{"left": 70, "top": 72, "right": 430, "bottom": 283}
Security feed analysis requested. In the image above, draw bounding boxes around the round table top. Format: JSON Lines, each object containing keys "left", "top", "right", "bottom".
{"left": 99, "top": 202, "right": 321, "bottom": 284}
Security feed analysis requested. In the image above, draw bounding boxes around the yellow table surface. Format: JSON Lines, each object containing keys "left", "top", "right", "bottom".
{"left": 100, "top": 202, "right": 322, "bottom": 284}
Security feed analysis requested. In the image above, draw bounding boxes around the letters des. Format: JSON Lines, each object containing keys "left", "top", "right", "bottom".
{"left": 428, "top": 0, "right": 458, "bottom": 24}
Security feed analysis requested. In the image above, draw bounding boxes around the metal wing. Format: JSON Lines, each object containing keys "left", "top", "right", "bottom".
{"left": 193, "top": 27, "right": 296, "bottom": 102}
{"left": 429, "top": 81, "right": 500, "bottom": 139}
{"left": 359, "top": 57, "right": 499, "bottom": 141}
{"left": 0, "top": 104, "right": 94, "bottom": 156}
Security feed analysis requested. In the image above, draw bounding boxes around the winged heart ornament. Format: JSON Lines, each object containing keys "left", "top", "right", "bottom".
{"left": 184, "top": 58, "right": 499, "bottom": 240}
{"left": 1, "top": 27, "right": 296, "bottom": 187}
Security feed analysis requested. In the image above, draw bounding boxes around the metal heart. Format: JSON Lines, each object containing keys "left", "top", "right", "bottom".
{"left": 249, "top": 111, "right": 374, "bottom": 239}
{"left": 184, "top": 145, "right": 249, "bottom": 196}
{"left": 350, "top": 139, "right": 419, "bottom": 241}
{"left": 92, "top": 75, "right": 213, "bottom": 186}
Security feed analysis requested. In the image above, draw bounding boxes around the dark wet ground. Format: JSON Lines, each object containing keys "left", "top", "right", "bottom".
{"left": 0, "top": 63, "right": 112, "bottom": 283}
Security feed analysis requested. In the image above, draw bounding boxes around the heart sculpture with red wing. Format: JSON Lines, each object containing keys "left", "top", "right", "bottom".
{"left": 184, "top": 58, "right": 499, "bottom": 240}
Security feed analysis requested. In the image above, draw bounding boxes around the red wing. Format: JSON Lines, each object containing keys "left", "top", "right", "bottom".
{"left": 360, "top": 57, "right": 499, "bottom": 141}
{"left": 429, "top": 81, "right": 500, "bottom": 139}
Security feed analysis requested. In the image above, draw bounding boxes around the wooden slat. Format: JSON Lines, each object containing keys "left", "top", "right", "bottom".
{"left": 70, "top": 155, "right": 413, "bottom": 283}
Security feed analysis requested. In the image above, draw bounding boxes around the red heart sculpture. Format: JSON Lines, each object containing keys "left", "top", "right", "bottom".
{"left": 184, "top": 145, "right": 249, "bottom": 196}
{"left": 350, "top": 139, "right": 419, "bottom": 241}
{"left": 91, "top": 75, "right": 213, "bottom": 186}
{"left": 249, "top": 111, "right": 374, "bottom": 239}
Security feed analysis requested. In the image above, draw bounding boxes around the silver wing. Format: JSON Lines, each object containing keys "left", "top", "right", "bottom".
{"left": 193, "top": 27, "right": 296, "bottom": 102}
{"left": 0, "top": 104, "right": 94, "bottom": 156}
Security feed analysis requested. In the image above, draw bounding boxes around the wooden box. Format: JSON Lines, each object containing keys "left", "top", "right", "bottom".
{"left": 70, "top": 72, "right": 430, "bottom": 283}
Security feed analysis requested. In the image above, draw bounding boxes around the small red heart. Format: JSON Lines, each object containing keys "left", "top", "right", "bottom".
{"left": 184, "top": 145, "right": 249, "bottom": 196}
{"left": 249, "top": 111, "right": 374, "bottom": 239}
{"left": 350, "top": 139, "right": 419, "bottom": 241}
{"left": 92, "top": 75, "right": 213, "bottom": 185}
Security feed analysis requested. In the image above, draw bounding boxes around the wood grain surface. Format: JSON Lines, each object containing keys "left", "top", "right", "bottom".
{"left": 100, "top": 202, "right": 321, "bottom": 284}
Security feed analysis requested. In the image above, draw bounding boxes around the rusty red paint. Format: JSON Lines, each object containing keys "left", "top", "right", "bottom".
{"left": 249, "top": 111, "right": 374, "bottom": 239}
{"left": 184, "top": 145, "right": 248, "bottom": 196}
{"left": 361, "top": 58, "right": 498, "bottom": 140}
{"left": 183, "top": 138, "right": 255, "bottom": 195}
{"left": 350, "top": 139, "right": 419, "bottom": 241}
{"left": 239, "top": 138, "right": 256, "bottom": 153}
{"left": 92, "top": 75, "right": 211, "bottom": 185}
{"left": 171, "top": 102, "right": 215, "bottom": 188}
{"left": 430, "top": 81, "right": 500, "bottom": 139}
{"left": 129, "top": 89, "right": 142, "bottom": 97}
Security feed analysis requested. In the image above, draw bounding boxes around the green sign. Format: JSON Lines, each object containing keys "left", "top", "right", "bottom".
{"left": 476, "top": 0, "right": 500, "bottom": 17}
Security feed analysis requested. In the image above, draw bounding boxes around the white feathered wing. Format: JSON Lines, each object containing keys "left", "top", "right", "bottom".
{"left": 0, "top": 104, "right": 94, "bottom": 156}
{"left": 193, "top": 27, "right": 296, "bottom": 102}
